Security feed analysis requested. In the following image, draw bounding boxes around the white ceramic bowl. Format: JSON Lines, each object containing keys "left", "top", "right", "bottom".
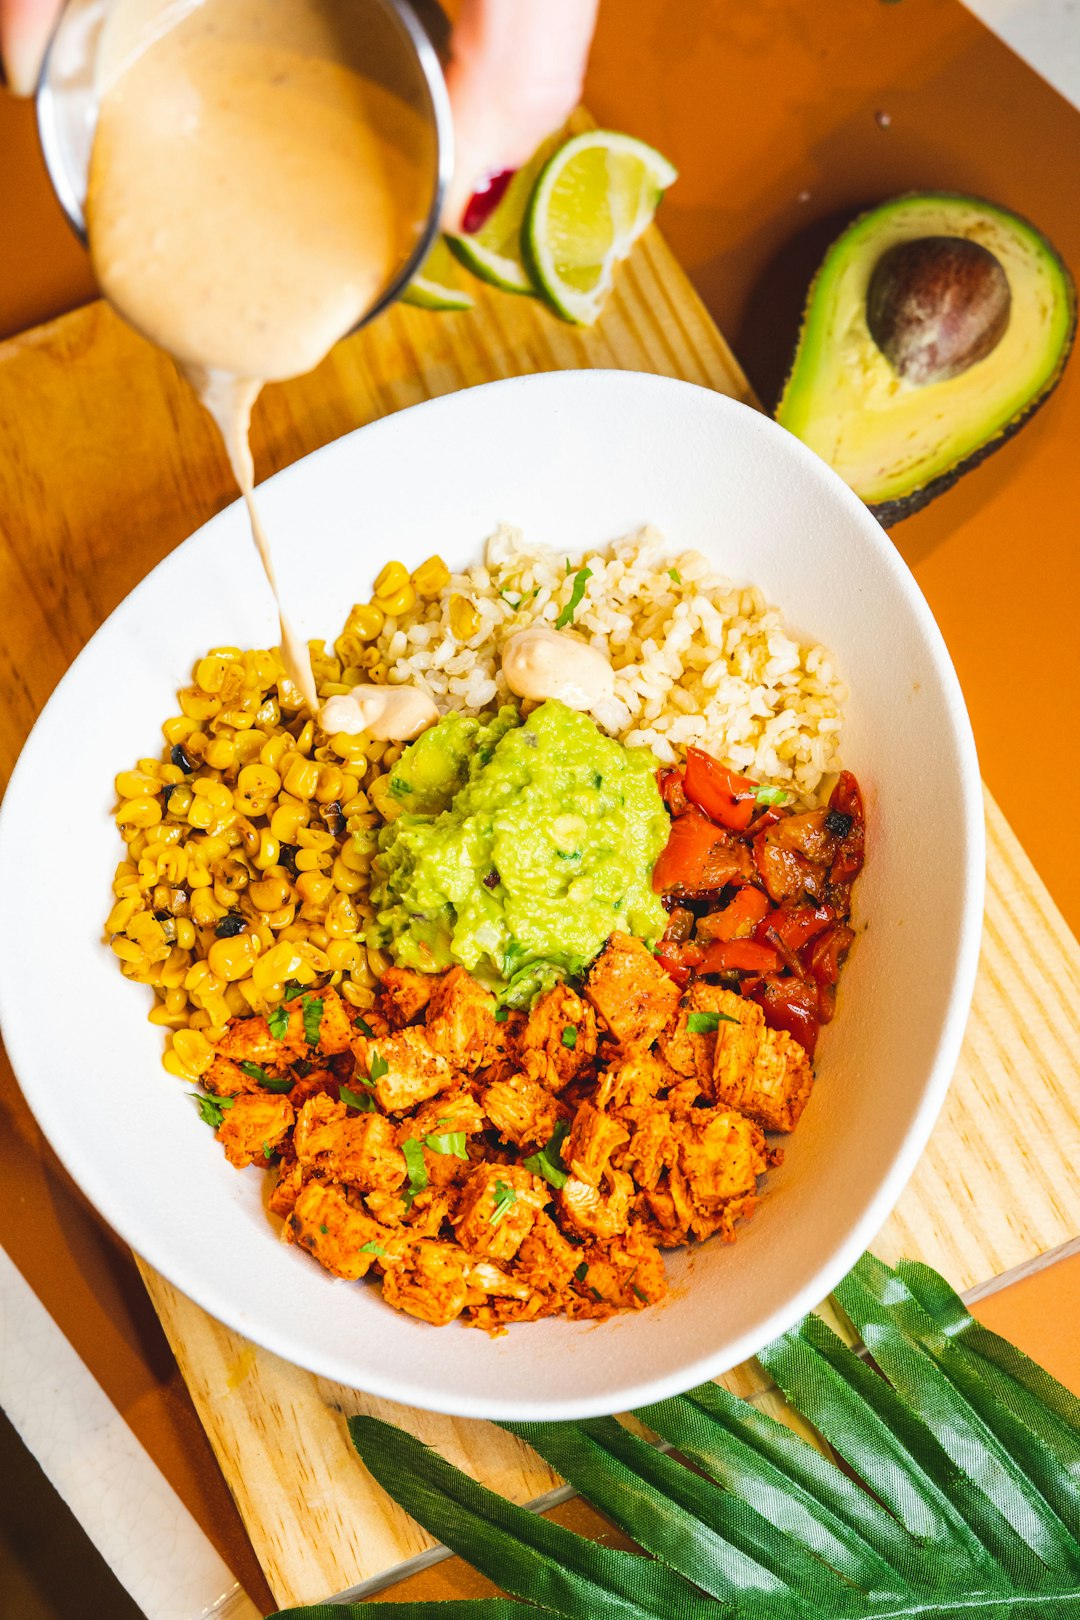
{"left": 0, "top": 371, "right": 983, "bottom": 1419}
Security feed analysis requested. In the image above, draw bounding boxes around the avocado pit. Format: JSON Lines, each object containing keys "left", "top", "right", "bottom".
{"left": 866, "top": 235, "right": 1011, "bottom": 386}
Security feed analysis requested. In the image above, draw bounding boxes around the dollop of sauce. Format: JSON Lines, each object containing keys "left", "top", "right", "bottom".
{"left": 502, "top": 626, "right": 615, "bottom": 711}
{"left": 85, "top": 0, "right": 436, "bottom": 713}
{"left": 319, "top": 686, "right": 439, "bottom": 742}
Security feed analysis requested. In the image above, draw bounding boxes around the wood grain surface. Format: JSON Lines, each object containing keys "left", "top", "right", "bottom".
{"left": 1, "top": 221, "right": 1078, "bottom": 1608}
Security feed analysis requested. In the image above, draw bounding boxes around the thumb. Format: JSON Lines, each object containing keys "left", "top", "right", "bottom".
{"left": 442, "top": 0, "right": 599, "bottom": 231}
{"left": 1, "top": 0, "right": 64, "bottom": 94}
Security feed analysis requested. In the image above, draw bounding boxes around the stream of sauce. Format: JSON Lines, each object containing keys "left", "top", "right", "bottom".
{"left": 86, "top": 0, "right": 433, "bottom": 718}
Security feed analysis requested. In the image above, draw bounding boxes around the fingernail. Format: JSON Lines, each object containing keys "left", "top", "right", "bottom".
{"left": 460, "top": 168, "right": 516, "bottom": 235}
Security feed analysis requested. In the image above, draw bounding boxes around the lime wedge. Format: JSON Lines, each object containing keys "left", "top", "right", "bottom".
{"left": 446, "top": 134, "right": 563, "bottom": 295}
{"left": 401, "top": 237, "right": 475, "bottom": 311}
{"left": 524, "top": 130, "right": 678, "bottom": 325}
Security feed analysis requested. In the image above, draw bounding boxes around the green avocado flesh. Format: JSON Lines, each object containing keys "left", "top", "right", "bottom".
{"left": 777, "top": 193, "right": 1076, "bottom": 522}
{"left": 367, "top": 700, "right": 669, "bottom": 996}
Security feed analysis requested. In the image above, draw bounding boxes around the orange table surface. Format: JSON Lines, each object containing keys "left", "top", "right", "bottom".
{"left": 2, "top": 0, "right": 1080, "bottom": 1612}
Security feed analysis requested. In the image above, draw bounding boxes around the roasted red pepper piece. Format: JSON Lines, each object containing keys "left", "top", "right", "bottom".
{"left": 750, "top": 975, "right": 821, "bottom": 1057}
{"left": 683, "top": 748, "right": 759, "bottom": 831}
{"left": 657, "top": 767, "right": 690, "bottom": 816}
{"left": 806, "top": 923, "right": 855, "bottom": 986}
{"left": 697, "top": 886, "right": 770, "bottom": 942}
{"left": 653, "top": 808, "right": 744, "bottom": 894}
{"left": 828, "top": 772, "right": 865, "bottom": 883}
{"left": 754, "top": 903, "right": 834, "bottom": 953}
{"left": 699, "top": 938, "right": 782, "bottom": 974}
{"left": 655, "top": 939, "right": 703, "bottom": 987}
{"left": 753, "top": 830, "right": 826, "bottom": 903}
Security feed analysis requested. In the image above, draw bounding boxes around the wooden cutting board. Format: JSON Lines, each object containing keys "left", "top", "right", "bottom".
{"left": 2, "top": 220, "right": 1079, "bottom": 1609}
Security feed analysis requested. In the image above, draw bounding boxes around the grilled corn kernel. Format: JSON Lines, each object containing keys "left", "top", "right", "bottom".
{"left": 163, "top": 1049, "right": 193, "bottom": 1080}
{"left": 270, "top": 802, "right": 308, "bottom": 842}
{"left": 282, "top": 757, "right": 319, "bottom": 800}
{"left": 179, "top": 687, "right": 222, "bottom": 722}
{"left": 296, "top": 825, "right": 335, "bottom": 852}
{"left": 175, "top": 918, "right": 196, "bottom": 949}
{"left": 366, "top": 944, "right": 391, "bottom": 980}
{"left": 173, "top": 1026, "right": 214, "bottom": 1075}
{"left": 368, "top": 774, "right": 402, "bottom": 823}
{"left": 203, "top": 736, "right": 236, "bottom": 770}
{"left": 294, "top": 847, "right": 332, "bottom": 873}
{"left": 260, "top": 732, "right": 293, "bottom": 770}
{"left": 149, "top": 1004, "right": 189, "bottom": 1030}
{"left": 252, "top": 830, "right": 280, "bottom": 872}
{"left": 106, "top": 896, "right": 139, "bottom": 934}
{"left": 237, "top": 763, "right": 281, "bottom": 799}
{"left": 331, "top": 856, "right": 364, "bottom": 894}
{"left": 296, "top": 941, "right": 330, "bottom": 974}
{"left": 345, "top": 602, "right": 386, "bottom": 641}
{"left": 341, "top": 980, "right": 376, "bottom": 1011}
{"left": 328, "top": 732, "right": 368, "bottom": 762}
{"left": 377, "top": 583, "right": 417, "bottom": 618}
{"left": 163, "top": 715, "right": 197, "bottom": 746}
{"left": 314, "top": 765, "right": 344, "bottom": 804}
{"left": 207, "top": 933, "right": 261, "bottom": 983}
{"left": 326, "top": 938, "right": 361, "bottom": 973}
{"left": 295, "top": 871, "right": 333, "bottom": 906}
{"left": 373, "top": 560, "right": 408, "bottom": 599}
{"left": 117, "top": 796, "right": 163, "bottom": 830}
{"left": 165, "top": 987, "right": 188, "bottom": 1015}
{"left": 111, "top": 936, "right": 147, "bottom": 966}
{"left": 325, "top": 892, "right": 359, "bottom": 938}
{"left": 449, "top": 594, "right": 481, "bottom": 640}
{"left": 411, "top": 554, "right": 450, "bottom": 596}
{"left": 248, "top": 875, "right": 292, "bottom": 912}
{"left": 116, "top": 770, "right": 162, "bottom": 800}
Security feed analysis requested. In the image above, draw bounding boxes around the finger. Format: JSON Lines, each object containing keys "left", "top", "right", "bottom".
{"left": 1, "top": 0, "right": 64, "bottom": 94}
{"left": 442, "top": 0, "right": 599, "bottom": 231}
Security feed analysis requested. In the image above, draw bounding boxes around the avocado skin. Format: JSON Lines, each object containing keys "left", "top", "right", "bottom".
{"left": 777, "top": 192, "right": 1077, "bottom": 527}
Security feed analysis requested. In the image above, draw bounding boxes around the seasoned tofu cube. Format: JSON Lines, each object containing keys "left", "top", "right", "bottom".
{"left": 268, "top": 1160, "right": 303, "bottom": 1220}
{"left": 676, "top": 1107, "right": 767, "bottom": 1209}
{"left": 204, "top": 1054, "right": 262, "bottom": 1098}
{"left": 379, "top": 1239, "right": 474, "bottom": 1326}
{"left": 563, "top": 1101, "right": 629, "bottom": 1188}
{"left": 513, "top": 1212, "right": 582, "bottom": 1294}
{"left": 293, "top": 1094, "right": 406, "bottom": 1192}
{"left": 584, "top": 934, "right": 681, "bottom": 1048}
{"left": 377, "top": 965, "right": 438, "bottom": 1029}
{"left": 355, "top": 1026, "right": 454, "bottom": 1114}
{"left": 214, "top": 1014, "right": 288, "bottom": 1069}
{"left": 424, "top": 967, "right": 499, "bottom": 1072}
{"left": 713, "top": 1018, "right": 814, "bottom": 1134}
{"left": 280, "top": 985, "right": 354, "bottom": 1059}
{"left": 516, "top": 983, "right": 598, "bottom": 1092}
{"left": 558, "top": 1168, "right": 634, "bottom": 1241}
{"left": 215, "top": 1092, "right": 295, "bottom": 1169}
{"left": 289, "top": 1182, "right": 391, "bottom": 1280}
{"left": 452, "top": 1164, "right": 548, "bottom": 1262}
{"left": 481, "top": 1071, "right": 568, "bottom": 1148}
{"left": 658, "top": 984, "right": 746, "bottom": 1088}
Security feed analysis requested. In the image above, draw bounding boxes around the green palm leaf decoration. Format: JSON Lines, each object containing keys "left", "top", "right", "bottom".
{"left": 274, "top": 1255, "right": 1080, "bottom": 1620}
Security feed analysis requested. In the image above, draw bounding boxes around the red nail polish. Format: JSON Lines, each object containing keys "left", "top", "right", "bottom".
{"left": 461, "top": 168, "right": 516, "bottom": 235}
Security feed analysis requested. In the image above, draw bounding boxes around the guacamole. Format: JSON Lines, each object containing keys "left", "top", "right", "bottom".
{"left": 367, "top": 700, "right": 668, "bottom": 995}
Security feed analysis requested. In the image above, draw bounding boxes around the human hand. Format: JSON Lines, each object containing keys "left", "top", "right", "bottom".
{"left": 442, "top": 0, "right": 599, "bottom": 229}
{"left": 0, "top": 0, "right": 62, "bottom": 94}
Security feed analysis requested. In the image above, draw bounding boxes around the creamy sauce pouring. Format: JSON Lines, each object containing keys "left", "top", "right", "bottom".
{"left": 86, "top": 0, "right": 433, "bottom": 725}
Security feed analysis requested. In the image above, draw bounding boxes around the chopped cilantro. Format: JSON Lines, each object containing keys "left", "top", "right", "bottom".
{"left": 301, "top": 995, "right": 324, "bottom": 1046}
{"left": 686, "top": 1010, "right": 739, "bottom": 1034}
{"left": 522, "top": 1119, "right": 570, "bottom": 1191}
{"left": 267, "top": 1004, "right": 289, "bottom": 1040}
{"left": 292, "top": 1059, "right": 313, "bottom": 1078}
{"left": 555, "top": 565, "right": 593, "bottom": 631}
{"left": 282, "top": 980, "right": 307, "bottom": 1001}
{"left": 424, "top": 1131, "right": 468, "bottom": 1159}
{"left": 319, "top": 1224, "right": 329, "bottom": 1235}
{"left": 754, "top": 784, "right": 790, "bottom": 806}
{"left": 560, "top": 1026, "right": 578, "bottom": 1050}
{"left": 574, "top": 1261, "right": 589, "bottom": 1284}
{"left": 631, "top": 1283, "right": 650, "bottom": 1304}
{"left": 355, "top": 1016, "right": 375, "bottom": 1038}
{"left": 489, "top": 1179, "right": 518, "bottom": 1227}
{"left": 262, "top": 1141, "right": 277, "bottom": 1161}
{"left": 389, "top": 776, "right": 411, "bottom": 799}
{"left": 668, "top": 567, "right": 682, "bottom": 584}
{"left": 565, "top": 557, "right": 574, "bottom": 575}
{"left": 589, "top": 1286, "right": 604, "bottom": 1303}
{"left": 401, "top": 1138, "right": 428, "bottom": 1207}
{"left": 369, "top": 1050, "right": 389, "bottom": 1083}
{"left": 494, "top": 1005, "right": 509, "bottom": 1023}
{"left": 340, "top": 1084, "right": 377, "bottom": 1112}
{"left": 190, "top": 1091, "right": 235, "bottom": 1130}
{"left": 360, "top": 1241, "right": 386, "bottom": 1256}
{"left": 238, "top": 1061, "right": 293, "bottom": 1093}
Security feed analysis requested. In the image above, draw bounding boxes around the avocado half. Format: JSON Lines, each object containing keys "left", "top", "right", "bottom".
{"left": 776, "top": 193, "right": 1076, "bottom": 525}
